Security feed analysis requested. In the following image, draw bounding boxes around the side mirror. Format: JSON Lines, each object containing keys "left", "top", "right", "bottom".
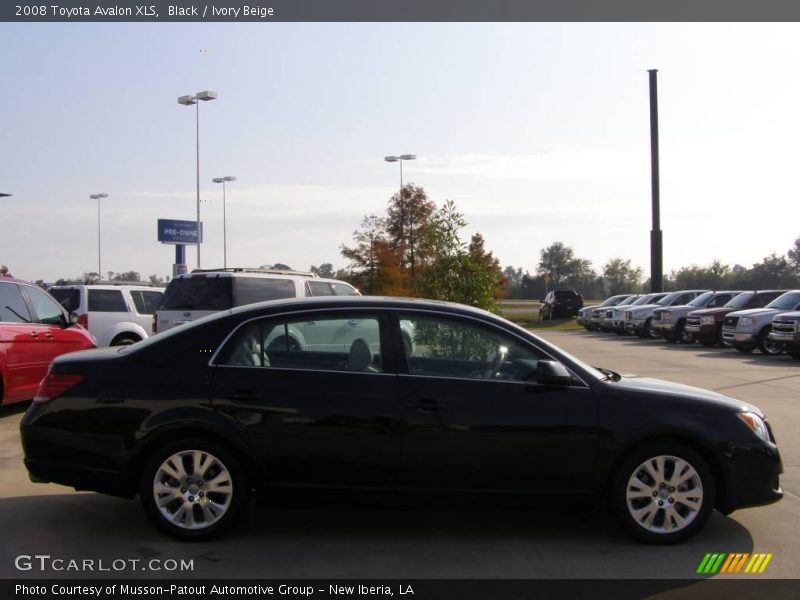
{"left": 531, "top": 360, "right": 573, "bottom": 387}
{"left": 67, "top": 312, "right": 79, "bottom": 327}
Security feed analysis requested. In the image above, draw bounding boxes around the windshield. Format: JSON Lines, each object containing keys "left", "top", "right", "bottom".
{"left": 724, "top": 292, "right": 753, "bottom": 308}
{"left": 632, "top": 294, "right": 656, "bottom": 306}
{"left": 617, "top": 295, "right": 640, "bottom": 306}
{"left": 766, "top": 291, "right": 800, "bottom": 311}
{"left": 656, "top": 292, "right": 682, "bottom": 306}
{"left": 49, "top": 287, "right": 80, "bottom": 312}
{"left": 688, "top": 291, "right": 714, "bottom": 307}
{"left": 597, "top": 295, "right": 625, "bottom": 308}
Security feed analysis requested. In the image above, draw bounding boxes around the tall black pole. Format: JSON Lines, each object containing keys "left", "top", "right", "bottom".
{"left": 648, "top": 69, "right": 663, "bottom": 293}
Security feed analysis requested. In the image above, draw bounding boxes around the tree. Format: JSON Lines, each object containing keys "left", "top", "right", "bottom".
{"left": 341, "top": 214, "right": 405, "bottom": 295}
{"left": 149, "top": 274, "right": 164, "bottom": 285}
{"left": 787, "top": 237, "right": 800, "bottom": 272}
{"left": 0, "top": 265, "right": 10, "bottom": 276}
{"left": 310, "top": 263, "right": 334, "bottom": 278}
{"left": 602, "top": 258, "right": 643, "bottom": 296}
{"left": 260, "top": 263, "right": 293, "bottom": 271}
{"left": 385, "top": 184, "right": 436, "bottom": 289}
{"left": 113, "top": 271, "right": 141, "bottom": 282}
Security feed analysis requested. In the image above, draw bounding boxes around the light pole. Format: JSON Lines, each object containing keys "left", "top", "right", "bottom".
{"left": 178, "top": 90, "right": 218, "bottom": 269}
{"left": 212, "top": 176, "right": 236, "bottom": 268}
{"left": 90, "top": 193, "right": 109, "bottom": 279}
{"left": 384, "top": 154, "right": 416, "bottom": 278}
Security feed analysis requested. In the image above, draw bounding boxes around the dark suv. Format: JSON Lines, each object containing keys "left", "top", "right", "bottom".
{"left": 539, "top": 290, "right": 584, "bottom": 320}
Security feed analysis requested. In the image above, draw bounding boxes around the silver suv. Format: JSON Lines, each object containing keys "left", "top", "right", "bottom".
{"left": 49, "top": 283, "right": 164, "bottom": 346}
{"left": 154, "top": 268, "right": 360, "bottom": 334}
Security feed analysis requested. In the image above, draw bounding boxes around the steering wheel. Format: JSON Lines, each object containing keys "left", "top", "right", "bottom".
{"left": 468, "top": 345, "right": 508, "bottom": 379}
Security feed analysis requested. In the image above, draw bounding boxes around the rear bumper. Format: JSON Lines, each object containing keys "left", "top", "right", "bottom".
{"left": 24, "top": 457, "right": 134, "bottom": 498}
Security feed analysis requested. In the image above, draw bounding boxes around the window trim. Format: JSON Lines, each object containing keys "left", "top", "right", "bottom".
{"left": 211, "top": 308, "right": 396, "bottom": 375}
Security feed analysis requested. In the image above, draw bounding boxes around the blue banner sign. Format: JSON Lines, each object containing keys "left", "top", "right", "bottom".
{"left": 157, "top": 219, "right": 203, "bottom": 244}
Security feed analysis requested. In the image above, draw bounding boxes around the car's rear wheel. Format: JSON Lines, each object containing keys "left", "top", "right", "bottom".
{"left": 757, "top": 328, "right": 782, "bottom": 356}
{"left": 140, "top": 439, "right": 247, "bottom": 541}
{"left": 612, "top": 443, "right": 715, "bottom": 544}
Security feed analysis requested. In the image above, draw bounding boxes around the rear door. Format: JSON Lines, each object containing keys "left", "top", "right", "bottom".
{"left": 128, "top": 289, "right": 164, "bottom": 329}
{"left": 210, "top": 310, "right": 401, "bottom": 489}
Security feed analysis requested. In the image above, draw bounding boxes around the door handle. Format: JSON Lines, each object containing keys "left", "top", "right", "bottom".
{"left": 44, "top": 332, "right": 54, "bottom": 338}
{"left": 29, "top": 331, "right": 39, "bottom": 338}
{"left": 409, "top": 399, "right": 445, "bottom": 414}
{"left": 222, "top": 390, "right": 257, "bottom": 403}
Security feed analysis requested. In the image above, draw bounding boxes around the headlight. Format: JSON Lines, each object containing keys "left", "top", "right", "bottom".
{"left": 662, "top": 312, "right": 673, "bottom": 321}
{"left": 739, "top": 317, "right": 757, "bottom": 327}
{"left": 737, "top": 411, "right": 770, "bottom": 443}
{"left": 701, "top": 316, "right": 716, "bottom": 325}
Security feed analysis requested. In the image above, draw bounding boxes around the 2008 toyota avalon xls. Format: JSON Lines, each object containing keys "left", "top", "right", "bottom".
{"left": 20, "top": 297, "right": 782, "bottom": 543}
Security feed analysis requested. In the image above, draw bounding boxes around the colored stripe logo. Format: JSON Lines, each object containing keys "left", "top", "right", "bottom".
{"left": 697, "top": 553, "right": 773, "bottom": 574}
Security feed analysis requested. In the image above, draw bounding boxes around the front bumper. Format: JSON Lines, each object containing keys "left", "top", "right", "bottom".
{"left": 652, "top": 322, "right": 675, "bottom": 333}
{"left": 718, "top": 440, "right": 783, "bottom": 513}
{"left": 624, "top": 319, "right": 647, "bottom": 334}
{"left": 768, "top": 330, "right": 800, "bottom": 351}
{"left": 721, "top": 327, "right": 757, "bottom": 345}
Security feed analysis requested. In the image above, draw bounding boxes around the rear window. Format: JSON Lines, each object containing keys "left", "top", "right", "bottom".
{"left": 88, "top": 289, "right": 127, "bottom": 312}
{"left": 233, "top": 278, "right": 296, "bottom": 306}
{"left": 161, "top": 277, "right": 233, "bottom": 311}
{"left": 307, "top": 281, "right": 334, "bottom": 296}
{"left": 50, "top": 288, "right": 80, "bottom": 313}
{"left": 130, "top": 290, "right": 163, "bottom": 314}
{"left": 332, "top": 282, "right": 359, "bottom": 296}
{"left": 554, "top": 291, "right": 579, "bottom": 299}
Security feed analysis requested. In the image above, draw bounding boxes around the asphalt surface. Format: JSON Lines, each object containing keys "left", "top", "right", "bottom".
{"left": 0, "top": 330, "right": 798, "bottom": 581}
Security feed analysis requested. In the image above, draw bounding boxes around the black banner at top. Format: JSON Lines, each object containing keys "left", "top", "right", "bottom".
{"left": 4, "top": 0, "right": 800, "bottom": 22}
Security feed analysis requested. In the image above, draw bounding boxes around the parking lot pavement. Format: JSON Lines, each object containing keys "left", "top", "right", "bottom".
{"left": 1, "top": 332, "right": 798, "bottom": 581}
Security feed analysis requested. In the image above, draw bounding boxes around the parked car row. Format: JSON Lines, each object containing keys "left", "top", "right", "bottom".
{"left": 2, "top": 268, "right": 360, "bottom": 406}
{"left": 578, "top": 288, "right": 800, "bottom": 358}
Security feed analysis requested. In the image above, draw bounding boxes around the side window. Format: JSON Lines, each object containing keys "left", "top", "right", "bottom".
{"left": 25, "top": 286, "right": 65, "bottom": 326}
{"left": 88, "top": 289, "right": 127, "bottom": 312}
{"left": 677, "top": 293, "right": 695, "bottom": 305}
{"left": 234, "top": 278, "right": 296, "bottom": 306}
{"left": 399, "top": 314, "right": 543, "bottom": 381}
{"left": 755, "top": 293, "right": 779, "bottom": 308}
{"left": 0, "top": 283, "right": 32, "bottom": 323}
{"left": 220, "top": 314, "right": 383, "bottom": 373}
{"left": 331, "top": 282, "right": 358, "bottom": 296}
{"left": 130, "top": 290, "right": 163, "bottom": 314}
{"left": 49, "top": 288, "right": 80, "bottom": 313}
{"left": 307, "top": 281, "right": 334, "bottom": 296}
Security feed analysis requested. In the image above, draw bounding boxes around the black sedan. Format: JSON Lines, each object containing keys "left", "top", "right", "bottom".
{"left": 21, "top": 296, "right": 782, "bottom": 543}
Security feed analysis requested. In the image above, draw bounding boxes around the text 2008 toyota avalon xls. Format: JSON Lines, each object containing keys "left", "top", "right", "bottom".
{"left": 21, "top": 297, "right": 782, "bottom": 543}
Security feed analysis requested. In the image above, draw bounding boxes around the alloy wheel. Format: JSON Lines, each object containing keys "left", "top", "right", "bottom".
{"left": 625, "top": 455, "right": 703, "bottom": 535}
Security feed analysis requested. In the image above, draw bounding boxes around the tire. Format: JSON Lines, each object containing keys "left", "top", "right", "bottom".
{"left": 757, "top": 328, "right": 782, "bottom": 356}
{"left": 676, "top": 321, "right": 693, "bottom": 344}
{"left": 110, "top": 334, "right": 141, "bottom": 346}
{"left": 639, "top": 318, "right": 657, "bottom": 339}
{"left": 139, "top": 438, "right": 247, "bottom": 541}
{"left": 611, "top": 442, "right": 716, "bottom": 544}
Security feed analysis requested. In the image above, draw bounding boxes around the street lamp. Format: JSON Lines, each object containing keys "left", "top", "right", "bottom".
{"left": 384, "top": 154, "right": 416, "bottom": 278}
{"left": 178, "top": 90, "right": 218, "bottom": 269}
{"left": 212, "top": 176, "right": 236, "bottom": 268}
{"left": 90, "top": 193, "right": 109, "bottom": 278}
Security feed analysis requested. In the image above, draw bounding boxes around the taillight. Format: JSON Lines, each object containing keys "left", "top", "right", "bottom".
{"left": 33, "top": 373, "right": 84, "bottom": 405}
{"left": 152, "top": 315, "right": 157, "bottom": 333}
{"left": 77, "top": 313, "right": 89, "bottom": 329}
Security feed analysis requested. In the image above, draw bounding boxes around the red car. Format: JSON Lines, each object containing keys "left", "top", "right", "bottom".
{"left": 1, "top": 276, "right": 96, "bottom": 405}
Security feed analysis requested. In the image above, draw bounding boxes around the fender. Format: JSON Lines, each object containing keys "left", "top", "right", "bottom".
{"left": 100, "top": 321, "right": 150, "bottom": 347}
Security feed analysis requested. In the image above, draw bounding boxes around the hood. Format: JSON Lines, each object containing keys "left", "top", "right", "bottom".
{"left": 774, "top": 311, "right": 800, "bottom": 321}
{"left": 727, "top": 307, "right": 778, "bottom": 318}
{"left": 654, "top": 304, "right": 692, "bottom": 313}
{"left": 603, "top": 375, "right": 762, "bottom": 416}
{"left": 688, "top": 307, "right": 734, "bottom": 317}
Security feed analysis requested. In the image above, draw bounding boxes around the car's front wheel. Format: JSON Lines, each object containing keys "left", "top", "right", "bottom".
{"left": 757, "top": 329, "right": 782, "bottom": 356}
{"left": 612, "top": 443, "right": 716, "bottom": 544}
{"left": 140, "top": 439, "right": 247, "bottom": 541}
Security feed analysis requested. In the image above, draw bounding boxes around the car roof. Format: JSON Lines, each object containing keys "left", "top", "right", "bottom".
{"left": 50, "top": 283, "right": 163, "bottom": 290}
{"left": 0, "top": 276, "right": 35, "bottom": 286}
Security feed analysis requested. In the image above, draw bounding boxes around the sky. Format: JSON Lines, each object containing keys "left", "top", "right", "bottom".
{"left": 1, "top": 22, "right": 799, "bottom": 283}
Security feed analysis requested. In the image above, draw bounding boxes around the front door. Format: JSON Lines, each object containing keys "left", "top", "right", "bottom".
{"left": 395, "top": 312, "right": 598, "bottom": 493}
